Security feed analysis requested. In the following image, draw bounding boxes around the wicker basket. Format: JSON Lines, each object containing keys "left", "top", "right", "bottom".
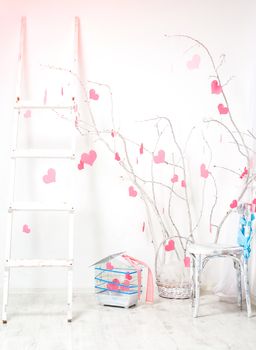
{"left": 155, "top": 236, "right": 192, "bottom": 299}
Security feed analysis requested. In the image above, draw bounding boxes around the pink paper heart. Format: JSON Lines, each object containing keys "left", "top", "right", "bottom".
{"left": 184, "top": 256, "right": 190, "bottom": 268}
{"left": 171, "top": 174, "right": 178, "bottom": 183}
{"left": 81, "top": 150, "right": 97, "bottom": 166}
{"left": 153, "top": 150, "right": 165, "bottom": 164}
{"left": 43, "top": 168, "right": 56, "bottom": 184}
{"left": 181, "top": 180, "right": 186, "bottom": 188}
{"left": 77, "top": 161, "right": 84, "bottom": 170}
{"left": 211, "top": 80, "right": 222, "bottom": 94}
{"left": 125, "top": 273, "right": 133, "bottom": 281}
{"left": 230, "top": 199, "right": 237, "bottom": 209}
{"left": 89, "top": 89, "right": 99, "bottom": 100}
{"left": 129, "top": 186, "right": 137, "bottom": 197}
{"left": 140, "top": 143, "right": 144, "bottom": 155}
{"left": 164, "top": 239, "right": 175, "bottom": 251}
{"left": 252, "top": 198, "right": 256, "bottom": 205}
{"left": 187, "top": 54, "right": 200, "bottom": 70}
{"left": 24, "top": 110, "right": 31, "bottom": 118}
{"left": 23, "top": 224, "right": 31, "bottom": 234}
{"left": 200, "top": 163, "right": 209, "bottom": 178}
{"left": 115, "top": 152, "right": 120, "bottom": 161}
{"left": 218, "top": 103, "right": 229, "bottom": 115}
{"left": 106, "top": 262, "right": 114, "bottom": 270}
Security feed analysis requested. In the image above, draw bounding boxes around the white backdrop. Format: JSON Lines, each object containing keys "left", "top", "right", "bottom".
{"left": 0, "top": 0, "right": 256, "bottom": 299}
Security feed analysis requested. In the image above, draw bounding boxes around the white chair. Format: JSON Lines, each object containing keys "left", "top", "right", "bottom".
{"left": 188, "top": 205, "right": 254, "bottom": 318}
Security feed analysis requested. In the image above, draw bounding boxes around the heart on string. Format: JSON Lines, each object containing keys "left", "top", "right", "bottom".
{"left": 106, "top": 262, "right": 114, "bottom": 270}
{"left": 230, "top": 199, "right": 238, "bottom": 209}
{"left": 211, "top": 80, "right": 222, "bottom": 94}
{"left": 171, "top": 174, "right": 178, "bottom": 183}
{"left": 153, "top": 150, "right": 165, "bottom": 164}
{"left": 140, "top": 143, "right": 144, "bottom": 155}
{"left": 111, "top": 130, "right": 117, "bottom": 137}
{"left": 142, "top": 221, "right": 145, "bottom": 232}
{"left": 22, "top": 224, "right": 31, "bottom": 234}
{"left": 164, "top": 239, "right": 175, "bottom": 252}
{"left": 81, "top": 150, "right": 97, "bottom": 166}
{"left": 218, "top": 103, "right": 229, "bottom": 115}
{"left": 187, "top": 54, "right": 200, "bottom": 70}
{"left": 61, "top": 87, "right": 64, "bottom": 96}
{"left": 200, "top": 163, "right": 209, "bottom": 178}
{"left": 89, "top": 89, "right": 99, "bottom": 100}
{"left": 184, "top": 257, "right": 190, "bottom": 268}
{"left": 252, "top": 198, "right": 256, "bottom": 205}
{"left": 43, "top": 168, "right": 56, "bottom": 184}
{"left": 24, "top": 110, "right": 31, "bottom": 118}
{"left": 77, "top": 160, "right": 84, "bottom": 170}
{"left": 115, "top": 152, "right": 120, "bottom": 161}
{"left": 181, "top": 180, "right": 186, "bottom": 188}
{"left": 129, "top": 186, "right": 137, "bottom": 197}
{"left": 125, "top": 273, "right": 133, "bottom": 281}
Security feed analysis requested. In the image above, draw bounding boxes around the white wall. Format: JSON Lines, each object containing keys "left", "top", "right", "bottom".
{"left": 0, "top": 0, "right": 256, "bottom": 292}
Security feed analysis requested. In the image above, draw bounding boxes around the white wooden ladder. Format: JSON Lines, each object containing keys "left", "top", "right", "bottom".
{"left": 2, "top": 16, "right": 79, "bottom": 323}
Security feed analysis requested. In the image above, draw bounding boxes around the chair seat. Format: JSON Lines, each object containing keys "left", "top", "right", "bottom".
{"left": 187, "top": 243, "right": 243, "bottom": 256}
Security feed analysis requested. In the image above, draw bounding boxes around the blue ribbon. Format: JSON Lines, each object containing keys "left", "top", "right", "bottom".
{"left": 237, "top": 213, "right": 255, "bottom": 260}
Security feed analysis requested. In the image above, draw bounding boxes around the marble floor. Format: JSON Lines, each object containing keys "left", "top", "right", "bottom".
{"left": 0, "top": 290, "right": 256, "bottom": 350}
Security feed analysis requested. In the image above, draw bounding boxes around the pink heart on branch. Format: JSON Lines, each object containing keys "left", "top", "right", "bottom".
{"left": 211, "top": 80, "right": 222, "bottom": 94}
{"left": 129, "top": 186, "right": 137, "bottom": 197}
{"left": 81, "top": 150, "right": 97, "bottom": 166}
{"left": 89, "top": 89, "right": 99, "bottom": 100}
{"left": 187, "top": 54, "right": 200, "bottom": 70}
{"left": 200, "top": 163, "right": 209, "bottom": 178}
{"left": 43, "top": 168, "right": 56, "bottom": 184}
{"left": 153, "top": 150, "right": 165, "bottom": 164}
{"left": 230, "top": 200, "right": 238, "bottom": 209}
{"left": 218, "top": 103, "right": 229, "bottom": 115}
{"left": 164, "top": 239, "right": 175, "bottom": 251}
{"left": 115, "top": 152, "right": 120, "bottom": 161}
{"left": 106, "top": 262, "right": 114, "bottom": 270}
{"left": 171, "top": 174, "right": 178, "bottom": 183}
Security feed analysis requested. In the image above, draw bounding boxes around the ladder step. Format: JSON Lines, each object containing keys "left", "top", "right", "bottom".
{"left": 6, "top": 259, "right": 73, "bottom": 268}
{"left": 9, "top": 202, "right": 74, "bottom": 212}
{"left": 14, "top": 101, "right": 74, "bottom": 110}
{"left": 12, "top": 149, "right": 75, "bottom": 159}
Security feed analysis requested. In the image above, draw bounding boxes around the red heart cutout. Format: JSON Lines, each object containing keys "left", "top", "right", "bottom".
{"left": 187, "top": 54, "right": 200, "bottom": 70}
{"left": 218, "top": 104, "right": 229, "bottom": 115}
{"left": 43, "top": 168, "right": 56, "bottom": 184}
{"left": 164, "top": 239, "right": 175, "bottom": 251}
{"left": 171, "top": 174, "right": 178, "bottom": 183}
{"left": 211, "top": 80, "right": 222, "bottom": 94}
{"left": 89, "top": 89, "right": 99, "bottom": 100}
{"left": 81, "top": 150, "right": 97, "bottom": 166}
{"left": 230, "top": 200, "right": 237, "bottom": 209}
{"left": 200, "top": 163, "right": 209, "bottom": 178}
{"left": 129, "top": 186, "right": 137, "bottom": 197}
{"left": 153, "top": 150, "right": 165, "bottom": 164}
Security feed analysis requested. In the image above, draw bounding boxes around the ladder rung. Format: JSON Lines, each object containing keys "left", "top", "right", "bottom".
{"left": 12, "top": 149, "right": 75, "bottom": 159}
{"left": 9, "top": 202, "right": 74, "bottom": 212}
{"left": 14, "top": 101, "right": 74, "bottom": 110}
{"left": 6, "top": 259, "right": 73, "bottom": 268}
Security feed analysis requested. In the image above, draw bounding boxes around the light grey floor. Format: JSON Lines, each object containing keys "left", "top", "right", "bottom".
{"left": 0, "top": 290, "right": 256, "bottom": 350}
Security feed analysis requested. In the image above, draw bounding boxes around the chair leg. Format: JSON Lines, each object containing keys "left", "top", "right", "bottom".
{"left": 190, "top": 255, "right": 195, "bottom": 308}
{"left": 234, "top": 260, "right": 242, "bottom": 310}
{"left": 243, "top": 259, "right": 252, "bottom": 317}
{"left": 193, "top": 254, "right": 201, "bottom": 318}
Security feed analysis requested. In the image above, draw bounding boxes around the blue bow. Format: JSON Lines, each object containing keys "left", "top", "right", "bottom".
{"left": 237, "top": 213, "right": 255, "bottom": 260}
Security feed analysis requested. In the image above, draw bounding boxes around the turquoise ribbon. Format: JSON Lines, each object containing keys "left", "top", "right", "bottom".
{"left": 237, "top": 213, "right": 255, "bottom": 260}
